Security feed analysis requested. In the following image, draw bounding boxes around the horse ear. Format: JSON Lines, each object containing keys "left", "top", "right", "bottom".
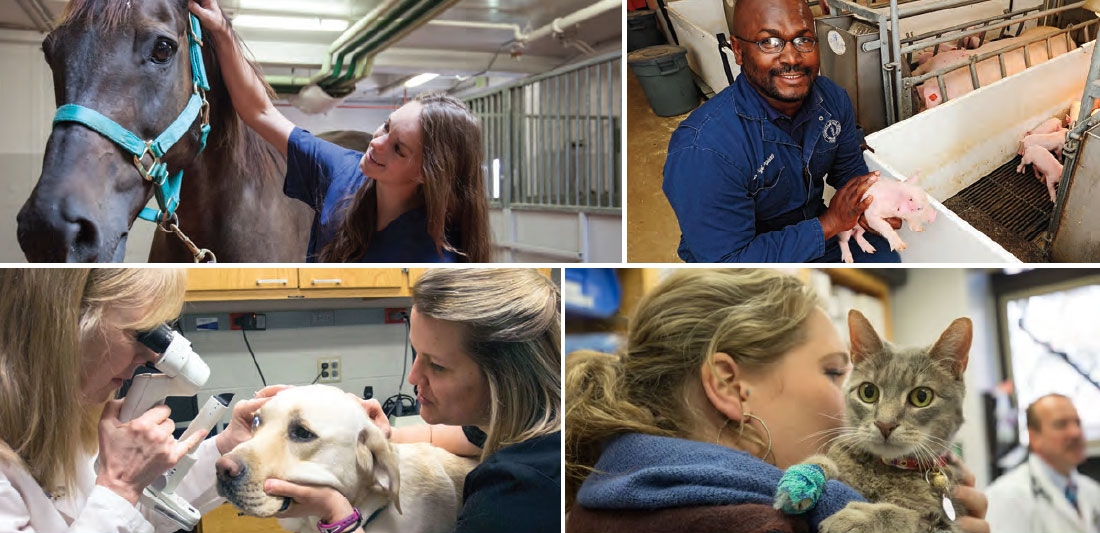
{"left": 848, "top": 310, "right": 884, "bottom": 365}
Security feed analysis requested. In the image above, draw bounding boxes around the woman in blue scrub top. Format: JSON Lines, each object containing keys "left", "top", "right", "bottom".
{"left": 191, "top": 0, "right": 492, "bottom": 263}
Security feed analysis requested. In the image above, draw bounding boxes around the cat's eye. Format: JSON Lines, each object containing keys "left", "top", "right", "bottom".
{"left": 908, "top": 387, "right": 935, "bottom": 407}
{"left": 252, "top": 414, "right": 261, "bottom": 430}
{"left": 857, "top": 382, "right": 879, "bottom": 403}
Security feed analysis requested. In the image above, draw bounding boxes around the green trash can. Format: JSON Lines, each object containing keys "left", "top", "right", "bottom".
{"left": 627, "top": 9, "right": 664, "bottom": 52}
{"left": 628, "top": 45, "right": 699, "bottom": 117}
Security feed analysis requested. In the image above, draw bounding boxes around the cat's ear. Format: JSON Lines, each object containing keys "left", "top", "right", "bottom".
{"left": 931, "top": 317, "right": 972, "bottom": 379}
{"left": 848, "top": 309, "right": 884, "bottom": 364}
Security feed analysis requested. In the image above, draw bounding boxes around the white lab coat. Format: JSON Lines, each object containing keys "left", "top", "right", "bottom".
{"left": 0, "top": 438, "right": 223, "bottom": 532}
{"left": 986, "top": 454, "right": 1100, "bottom": 533}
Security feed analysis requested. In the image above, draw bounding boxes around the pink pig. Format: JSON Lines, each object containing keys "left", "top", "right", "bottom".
{"left": 1017, "top": 145, "right": 1063, "bottom": 203}
{"left": 837, "top": 178, "right": 937, "bottom": 263}
{"left": 1018, "top": 129, "right": 1067, "bottom": 158}
{"left": 1027, "top": 117, "right": 1064, "bottom": 136}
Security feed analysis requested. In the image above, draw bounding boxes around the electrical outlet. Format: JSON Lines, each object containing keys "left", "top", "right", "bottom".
{"left": 230, "top": 312, "right": 266, "bottom": 331}
{"left": 316, "top": 356, "right": 342, "bottom": 383}
{"left": 311, "top": 310, "right": 335, "bottom": 327}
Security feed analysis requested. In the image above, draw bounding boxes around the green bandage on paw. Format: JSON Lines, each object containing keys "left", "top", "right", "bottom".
{"left": 775, "top": 463, "right": 826, "bottom": 515}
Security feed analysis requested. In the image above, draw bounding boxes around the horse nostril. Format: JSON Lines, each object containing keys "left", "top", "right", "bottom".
{"left": 216, "top": 455, "right": 246, "bottom": 480}
{"left": 58, "top": 200, "right": 101, "bottom": 260}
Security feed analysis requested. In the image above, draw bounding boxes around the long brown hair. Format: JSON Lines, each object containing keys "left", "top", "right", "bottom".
{"left": 319, "top": 93, "right": 492, "bottom": 262}
{"left": 0, "top": 269, "right": 187, "bottom": 494}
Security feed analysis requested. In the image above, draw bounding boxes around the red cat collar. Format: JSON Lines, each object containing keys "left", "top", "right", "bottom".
{"left": 882, "top": 453, "right": 949, "bottom": 471}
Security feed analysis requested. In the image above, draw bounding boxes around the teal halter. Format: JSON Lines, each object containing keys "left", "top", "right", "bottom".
{"left": 52, "top": 14, "right": 211, "bottom": 225}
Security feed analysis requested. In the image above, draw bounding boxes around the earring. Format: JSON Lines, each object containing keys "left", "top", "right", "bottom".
{"left": 716, "top": 418, "right": 732, "bottom": 444}
{"left": 740, "top": 413, "right": 773, "bottom": 463}
{"left": 719, "top": 413, "right": 773, "bottom": 462}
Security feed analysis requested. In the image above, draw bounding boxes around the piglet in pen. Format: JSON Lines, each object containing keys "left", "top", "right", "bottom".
{"left": 1018, "top": 129, "right": 1068, "bottom": 158}
{"left": 915, "top": 27, "right": 1075, "bottom": 110}
{"left": 1027, "top": 117, "right": 1064, "bottom": 136}
{"left": 837, "top": 177, "right": 936, "bottom": 263}
{"left": 1017, "top": 145, "right": 1063, "bottom": 203}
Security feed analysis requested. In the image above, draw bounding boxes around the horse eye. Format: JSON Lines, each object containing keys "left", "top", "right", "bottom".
{"left": 151, "top": 38, "right": 175, "bottom": 64}
{"left": 289, "top": 424, "right": 316, "bottom": 442}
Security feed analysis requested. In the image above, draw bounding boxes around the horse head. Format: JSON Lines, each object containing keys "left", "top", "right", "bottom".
{"left": 18, "top": 0, "right": 208, "bottom": 262}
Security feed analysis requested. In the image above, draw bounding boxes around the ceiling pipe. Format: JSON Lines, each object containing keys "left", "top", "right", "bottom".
{"left": 14, "top": 0, "right": 51, "bottom": 32}
{"left": 427, "top": 19, "right": 525, "bottom": 41}
{"left": 524, "top": 0, "right": 621, "bottom": 43}
{"left": 266, "top": 0, "right": 460, "bottom": 98}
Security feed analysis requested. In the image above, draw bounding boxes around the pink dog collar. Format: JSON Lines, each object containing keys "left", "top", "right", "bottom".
{"left": 317, "top": 508, "right": 363, "bottom": 533}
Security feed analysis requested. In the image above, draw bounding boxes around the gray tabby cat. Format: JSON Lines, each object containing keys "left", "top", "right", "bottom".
{"left": 774, "top": 309, "right": 973, "bottom": 533}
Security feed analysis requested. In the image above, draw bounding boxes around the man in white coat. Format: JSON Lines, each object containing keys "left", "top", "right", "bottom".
{"left": 986, "top": 394, "right": 1100, "bottom": 533}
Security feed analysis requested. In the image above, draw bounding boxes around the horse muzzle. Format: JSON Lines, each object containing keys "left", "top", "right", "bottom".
{"left": 19, "top": 131, "right": 137, "bottom": 263}
{"left": 17, "top": 192, "right": 128, "bottom": 263}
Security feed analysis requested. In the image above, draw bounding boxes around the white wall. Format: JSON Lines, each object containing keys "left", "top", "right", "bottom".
{"left": 278, "top": 103, "right": 392, "bottom": 136}
{"left": 0, "top": 31, "right": 54, "bottom": 263}
{"left": 491, "top": 207, "right": 622, "bottom": 262}
{"left": 891, "top": 269, "right": 1000, "bottom": 488}
{"left": 182, "top": 314, "right": 414, "bottom": 431}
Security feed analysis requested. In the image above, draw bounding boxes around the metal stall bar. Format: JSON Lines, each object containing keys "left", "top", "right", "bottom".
{"left": 541, "top": 79, "right": 548, "bottom": 206}
{"left": 462, "top": 51, "right": 621, "bottom": 211}
{"left": 902, "top": 4, "right": 1045, "bottom": 46}
{"left": 556, "top": 74, "right": 563, "bottom": 206}
{"left": 829, "top": 0, "right": 1089, "bottom": 124}
{"left": 905, "top": 19, "right": 1095, "bottom": 106}
{"left": 607, "top": 57, "right": 616, "bottom": 207}
{"left": 598, "top": 63, "right": 607, "bottom": 208}
{"left": 898, "top": 1, "right": 1087, "bottom": 55}
{"left": 585, "top": 65, "right": 592, "bottom": 209}
{"left": 576, "top": 67, "right": 585, "bottom": 207}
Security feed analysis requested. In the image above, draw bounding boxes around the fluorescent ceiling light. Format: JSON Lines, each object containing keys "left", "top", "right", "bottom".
{"left": 404, "top": 73, "right": 440, "bottom": 88}
{"left": 233, "top": 14, "right": 349, "bottom": 32}
{"left": 237, "top": 0, "right": 350, "bottom": 17}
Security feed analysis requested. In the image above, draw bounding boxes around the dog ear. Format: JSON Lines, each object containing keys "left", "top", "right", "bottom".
{"left": 357, "top": 426, "right": 403, "bottom": 514}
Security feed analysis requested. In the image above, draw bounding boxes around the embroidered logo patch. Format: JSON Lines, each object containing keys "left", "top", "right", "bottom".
{"left": 752, "top": 153, "right": 776, "bottom": 181}
{"left": 822, "top": 120, "right": 842, "bottom": 143}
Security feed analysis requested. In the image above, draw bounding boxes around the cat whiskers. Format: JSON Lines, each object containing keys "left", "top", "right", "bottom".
{"left": 803, "top": 426, "right": 856, "bottom": 452}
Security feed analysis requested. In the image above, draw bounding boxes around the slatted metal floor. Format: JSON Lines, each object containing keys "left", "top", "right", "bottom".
{"left": 941, "top": 155, "right": 1053, "bottom": 262}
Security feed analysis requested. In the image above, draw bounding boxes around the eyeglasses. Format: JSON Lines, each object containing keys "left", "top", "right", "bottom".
{"left": 735, "top": 35, "right": 818, "bottom": 54}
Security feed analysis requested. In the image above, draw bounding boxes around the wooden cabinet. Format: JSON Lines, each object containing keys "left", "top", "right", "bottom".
{"left": 186, "top": 269, "right": 298, "bottom": 291}
{"left": 185, "top": 268, "right": 408, "bottom": 301}
{"left": 298, "top": 268, "right": 406, "bottom": 289}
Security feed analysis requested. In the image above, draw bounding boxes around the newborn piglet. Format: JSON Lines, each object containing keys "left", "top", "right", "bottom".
{"left": 1018, "top": 129, "right": 1067, "bottom": 158}
{"left": 1017, "top": 145, "right": 1063, "bottom": 203}
{"left": 837, "top": 178, "right": 936, "bottom": 263}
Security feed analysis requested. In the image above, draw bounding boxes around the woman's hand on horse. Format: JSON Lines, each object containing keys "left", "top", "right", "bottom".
{"left": 189, "top": 0, "right": 230, "bottom": 36}
{"left": 94, "top": 400, "right": 207, "bottom": 505}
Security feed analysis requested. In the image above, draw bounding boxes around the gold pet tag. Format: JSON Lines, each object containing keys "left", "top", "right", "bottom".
{"left": 942, "top": 494, "right": 957, "bottom": 521}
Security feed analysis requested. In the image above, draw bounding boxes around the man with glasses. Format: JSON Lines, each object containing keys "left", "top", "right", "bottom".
{"left": 662, "top": 0, "right": 900, "bottom": 263}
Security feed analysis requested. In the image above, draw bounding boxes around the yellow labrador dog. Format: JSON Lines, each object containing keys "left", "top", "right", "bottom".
{"left": 215, "top": 384, "right": 477, "bottom": 533}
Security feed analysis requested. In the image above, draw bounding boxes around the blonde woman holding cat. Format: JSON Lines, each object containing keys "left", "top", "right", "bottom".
{"left": 565, "top": 269, "right": 989, "bottom": 533}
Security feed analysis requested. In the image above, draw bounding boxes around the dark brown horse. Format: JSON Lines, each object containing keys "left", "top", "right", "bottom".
{"left": 17, "top": 0, "right": 311, "bottom": 262}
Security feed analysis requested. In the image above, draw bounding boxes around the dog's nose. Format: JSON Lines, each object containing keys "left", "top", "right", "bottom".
{"left": 216, "top": 455, "right": 246, "bottom": 480}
